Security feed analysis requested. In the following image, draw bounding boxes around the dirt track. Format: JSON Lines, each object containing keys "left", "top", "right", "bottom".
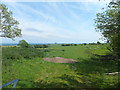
{"left": 43, "top": 57, "right": 77, "bottom": 63}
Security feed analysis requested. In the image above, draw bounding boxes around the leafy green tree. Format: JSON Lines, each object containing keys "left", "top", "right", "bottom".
{"left": 18, "top": 40, "right": 30, "bottom": 48}
{"left": 95, "top": 1, "right": 120, "bottom": 56}
{"left": 0, "top": 4, "right": 22, "bottom": 39}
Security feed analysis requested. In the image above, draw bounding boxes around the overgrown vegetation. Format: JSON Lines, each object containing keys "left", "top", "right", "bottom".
{"left": 61, "top": 44, "right": 77, "bottom": 46}
{"left": 32, "top": 44, "right": 48, "bottom": 48}
{"left": 2, "top": 47, "right": 44, "bottom": 61}
{"left": 2, "top": 44, "right": 119, "bottom": 89}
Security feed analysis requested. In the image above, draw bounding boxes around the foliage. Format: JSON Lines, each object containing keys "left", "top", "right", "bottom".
{"left": 2, "top": 47, "right": 44, "bottom": 61}
{"left": 61, "top": 44, "right": 77, "bottom": 46}
{"left": 83, "top": 43, "right": 87, "bottom": 45}
{"left": 94, "top": 1, "right": 120, "bottom": 56}
{"left": 18, "top": 40, "right": 30, "bottom": 48}
{"left": 0, "top": 4, "right": 22, "bottom": 39}
{"left": 97, "top": 41, "right": 101, "bottom": 44}
{"left": 95, "top": 2, "right": 120, "bottom": 39}
{"left": 33, "top": 44, "right": 48, "bottom": 48}
{"left": 88, "top": 43, "right": 97, "bottom": 45}
{"left": 110, "top": 33, "right": 120, "bottom": 56}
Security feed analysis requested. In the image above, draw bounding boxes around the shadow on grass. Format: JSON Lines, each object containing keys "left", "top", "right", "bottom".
{"left": 34, "top": 80, "right": 69, "bottom": 88}
{"left": 92, "top": 53, "right": 119, "bottom": 61}
{"left": 34, "top": 55, "right": 119, "bottom": 88}
{"left": 33, "top": 54, "right": 119, "bottom": 88}
{"left": 70, "top": 54, "right": 119, "bottom": 75}
{"left": 34, "top": 74, "right": 93, "bottom": 88}
{"left": 34, "top": 73, "right": 119, "bottom": 88}
{"left": 17, "top": 79, "right": 37, "bottom": 88}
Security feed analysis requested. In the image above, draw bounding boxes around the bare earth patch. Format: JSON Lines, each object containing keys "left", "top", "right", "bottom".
{"left": 43, "top": 57, "right": 77, "bottom": 63}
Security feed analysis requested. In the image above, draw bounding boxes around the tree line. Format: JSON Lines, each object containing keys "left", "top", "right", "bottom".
{"left": 18, "top": 40, "right": 48, "bottom": 48}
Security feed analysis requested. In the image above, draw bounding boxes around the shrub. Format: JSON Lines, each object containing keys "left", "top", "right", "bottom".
{"left": 18, "top": 40, "right": 30, "bottom": 48}
{"left": 33, "top": 45, "right": 48, "bottom": 48}
{"left": 61, "top": 44, "right": 77, "bottom": 46}
{"left": 83, "top": 43, "right": 87, "bottom": 45}
{"left": 2, "top": 47, "right": 44, "bottom": 61}
{"left": 97, "top": 41, "right": 101, "bottom": 45}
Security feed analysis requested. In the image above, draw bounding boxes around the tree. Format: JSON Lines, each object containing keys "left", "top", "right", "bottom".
{"left": 18, "top": 40, "right": 30, "bottom": 48}
{"left": 94, "top": 1, "right": 120, "bottom": 56}
{"left": 0, "top": 4, "right": 22, "bottom": 39}
{"left": 97, "top": 41, "right": 101, "bottom": 44}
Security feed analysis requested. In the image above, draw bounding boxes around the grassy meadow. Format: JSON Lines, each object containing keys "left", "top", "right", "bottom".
{"left": 2, "top": 44, "right": 119, "bottom": 88}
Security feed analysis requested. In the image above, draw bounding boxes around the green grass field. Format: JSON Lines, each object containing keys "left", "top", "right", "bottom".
{"left": 2, "top": 44, "right": 119, "bottom": 88}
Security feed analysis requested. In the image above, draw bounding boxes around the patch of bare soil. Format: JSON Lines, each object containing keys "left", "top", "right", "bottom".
{"left": 43, "top": 57, "right": 77, "bottom": 63}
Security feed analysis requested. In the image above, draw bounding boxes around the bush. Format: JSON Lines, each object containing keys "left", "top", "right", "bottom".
{"left": 61, "top": 44, "right": 70, "bottom": 46}
{"left": 83, "top": 43, "right": 87, "bottom": 45}
{"left": 33, "top": 44, "right": 48, "bottom": 48}
{"left": 97, "top": 41, "right": 101, "bottom": 45}
{"left": 2, "top": 47, "right": 44, "bottom": 61}
{"left": 61, "top": 44, "right": 77, "bottom": 46}
{"left": 88, "top": 43, "right": 97, "bottom": 45}
{"left": 18, "top": 40, "right": 30, "bottom": 48}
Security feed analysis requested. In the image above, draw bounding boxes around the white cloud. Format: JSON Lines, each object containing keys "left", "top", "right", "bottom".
{"left": 19, "top": 19, "right": 75, "bottom": 39}
{"left": 2, "top": 0, "right": 112, "bottom": 2}
{"left": 18, "top": 18, "right": 102, "bottom": 43}
{"left": 6, "top": 2, "right": 57, "bottom": 24}
{"left": 1, "top": 2, "right": 107, "bottom": 44}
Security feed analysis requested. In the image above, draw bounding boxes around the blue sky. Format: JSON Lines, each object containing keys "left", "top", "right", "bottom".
{"left": 1, "top": 0, "right": 111, "bottom": 44}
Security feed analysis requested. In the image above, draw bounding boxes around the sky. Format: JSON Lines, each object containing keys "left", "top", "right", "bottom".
{"left": 1, "top": 0, "right": 112, "bottom": 44}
